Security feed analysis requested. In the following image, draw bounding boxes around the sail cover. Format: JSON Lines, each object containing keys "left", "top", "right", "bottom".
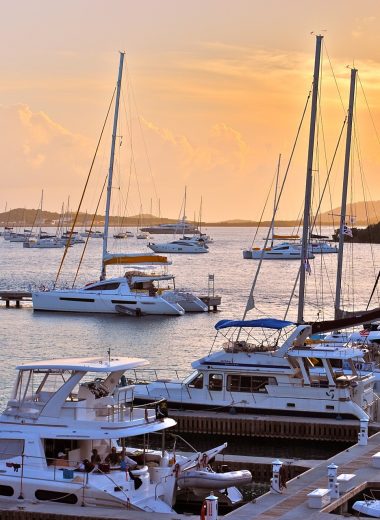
{"left": 215, "top": 318, "right": 294, "bottom": 331}
{"left": 308, "top": 307, "right": 380, "bottom": 334}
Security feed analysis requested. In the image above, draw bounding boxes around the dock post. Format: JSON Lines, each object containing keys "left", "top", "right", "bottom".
{"left": 327, "top": 463, "right": 339, "bottom": 498}
{"left": 358, "top": 418, "right": 369, "bottom": 445}
{"left": 16, "top": 300, "right": 20, "bottom": 308}
{"left": 5, "top": 300, "right": 9, "bottom": 308}
{"left": 270, "top": 459, "right": 283, "bottom": 494}
{"left": 202, "top": 492, "right": 218, "bottom": 520}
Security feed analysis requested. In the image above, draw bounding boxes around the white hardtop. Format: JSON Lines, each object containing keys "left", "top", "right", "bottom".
{"left": 289, "top": 345, "right": 366, "bottom": 360}
{"left": 17, "top": 356, "right": 149, "bottom": 372}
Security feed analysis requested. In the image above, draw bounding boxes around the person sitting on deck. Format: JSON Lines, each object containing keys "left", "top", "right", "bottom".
{"left": 90, "top": 448, "right": 101, "bottom": 466}
{"left": 105, "top": 446, "right": 120, "bottom": 466}
{"left": 120, "top": 448, "right": 137, "bottom": 471}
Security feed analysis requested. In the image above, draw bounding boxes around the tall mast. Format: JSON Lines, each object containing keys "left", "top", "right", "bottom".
{"left": 101, "top": 51, "right": 125, "bottom": 280}
{"left": 334, "top": 67, "right": 357, "bottom": 318}
{"left": 297, "top": 35, "right": 323, "bottom": 323}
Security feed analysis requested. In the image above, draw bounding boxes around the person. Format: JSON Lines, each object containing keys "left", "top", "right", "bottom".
{"left": 120, "top": 448, "right": 137, "bottom": 471}
{"left": 90, "top": 448, "right": 101, "bottom": 465}
{"left": 77, "top": 459, "right": 95, "bottom": 473}
{"left": 105, "top": 446, "right": 120, "bottom": 466}
{"left": 119, "top": 374, "right": 127, "bottom": 387}
{"left": 57, "top": 451, "right": 66, "bottom": 459}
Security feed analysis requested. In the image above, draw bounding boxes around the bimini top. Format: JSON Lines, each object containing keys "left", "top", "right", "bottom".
{"left": 215, "top": 318, "right": 295, "bottom": 331}
{"left": 17, "top": 356, "right": 149, "bottom": 372}
{"left": 103, "top": 253, "right": 171, "bottom": 266}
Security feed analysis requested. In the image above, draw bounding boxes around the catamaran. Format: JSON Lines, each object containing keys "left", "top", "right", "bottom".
{"left": 32, "top": 54, "right": 206, "bottom": 315}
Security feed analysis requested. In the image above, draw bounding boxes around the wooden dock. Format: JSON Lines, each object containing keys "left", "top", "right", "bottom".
{"left": 170, "top": 409, "right": 380, "bottom": 442}
{"left": 225, "top": 430, "right": 380, "bottom": 519}
{"left": 199, "top": 295, "right": 222, "bottom": 311}
{"left": 0, "top": 291, "right": 32, "bottom": 307}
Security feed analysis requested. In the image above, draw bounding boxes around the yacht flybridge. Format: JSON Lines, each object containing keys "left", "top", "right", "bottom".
{"left": 133, "top": 319, "right": 378, "bottom": 421}
{"left": 0, "top": 355, "right": 177, "bottom": 512}
{"left": 0, "top": 355, "right": 251, "bottom": 512}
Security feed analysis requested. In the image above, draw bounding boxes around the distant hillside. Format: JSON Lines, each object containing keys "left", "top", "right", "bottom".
{"left": 318, "top": 201, "right": 380, "bottom": 226}
{"left": 0, "top": 209, "right": 189, "bottom": 228}
{"left": 1, "top": 201, "right": 379, "bottom": 228}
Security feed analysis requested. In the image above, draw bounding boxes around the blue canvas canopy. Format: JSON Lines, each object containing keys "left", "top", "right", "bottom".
{"left": 215, "top": 318, "right": 295, "bottom": 331}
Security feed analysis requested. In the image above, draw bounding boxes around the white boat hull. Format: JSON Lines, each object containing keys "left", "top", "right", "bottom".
{"left": 32, "top": 290, "right": 184, "bottom": 315}
{"left": 148, "top": 243, "right": 208, "bottom": 254}
{"left": 353, "top": 500, "right": 380, "bottom": 517}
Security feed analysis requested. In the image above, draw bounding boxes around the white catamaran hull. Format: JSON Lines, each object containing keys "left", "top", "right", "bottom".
{"left": 32, "top": 290, "right": 184, "bottom": 315}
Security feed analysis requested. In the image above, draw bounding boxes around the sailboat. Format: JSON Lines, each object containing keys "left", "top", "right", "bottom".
{"left": 148, "top": 188, "right": 208, "bottom": 254}
{"left": 243, "top": 155, "right": 315, "bottom": 260}
{"left": 134, "top": 36, "right": 380, "bottom": 423}
{"left": 32, "top": 54, "right": 186, "bottom": 316}
{"left": 24, "top": 191, "right": 64, "bottom": 249}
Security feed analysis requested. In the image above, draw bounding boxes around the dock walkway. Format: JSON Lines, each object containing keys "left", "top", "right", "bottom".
{"left": 225, "top": 430, "right": 380, "bottom": 519}
{"left": 0, "top": 291, "right": 32, "bottom": 307}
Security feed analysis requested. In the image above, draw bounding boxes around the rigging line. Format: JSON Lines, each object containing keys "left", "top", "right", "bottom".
{"left": 126, "top": 62, "right": 160, "bottom": 205}
{"left": 367, "top": 271, "right": 380, "bottom": 310}
{"left": 241, "top": 88, "right": 312, "bottom": 324}
{"left": 315, "top": 82, "right": 335, "bottom": 233}
{"left": 283, "top": 267, "right": 300, "bottom": 322}
{"left": 353, "top": 112, "right": 379, "bottom": 300}
{"left": 54, "top": 87, "right": 117, "bottom": 288}
{"left": 115, "top": 83, "right": 136, "bottom": 232}
{"left": 358, "top": 73, "right": 380, "bottom": 149}
{"left": 249, "top": 163, "right": 277, "bottom": 249}
{"left": 72, "top": 176, "right": 108, "bottom": 287}
{"left": 122, "top": 74, "right": 143, "bottom": 212}
{"left": 309, "top": 117, "right": 347, "bottom": 234}
{"left": 323, "top": 40, "right": 346, "bottom": 114}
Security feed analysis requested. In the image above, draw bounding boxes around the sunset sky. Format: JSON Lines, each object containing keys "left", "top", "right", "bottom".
{"left": 1, "top": 0, "right": 380, "bottom": 221}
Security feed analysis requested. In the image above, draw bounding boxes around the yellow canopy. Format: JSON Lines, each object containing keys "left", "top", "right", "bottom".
{"left": 103, "top": 254, "right": 169, "bottom": 266}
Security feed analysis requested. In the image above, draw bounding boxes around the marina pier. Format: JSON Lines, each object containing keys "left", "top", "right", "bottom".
{"left": 171, "top": 409, "right": 380, "bottom": 442}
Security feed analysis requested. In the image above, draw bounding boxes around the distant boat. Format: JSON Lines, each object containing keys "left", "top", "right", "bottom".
{"left": 140, "top": 217, "right": 199, "bottom": 235}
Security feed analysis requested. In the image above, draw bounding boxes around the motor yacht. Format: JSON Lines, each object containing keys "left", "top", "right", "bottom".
{"left": 243, "top": 242, "right": 315, "bottom": 260}
{"left": 148, "top": 239, "right": 208, "bottom": 254}
{"left": 140, "top": 217, "right": 199, "bottom": 235}
{"left": 133, "top": 319, "right": 378, "bottom": 421}
{"left": 0, "top": 355, "right": 251, "bottom": 512}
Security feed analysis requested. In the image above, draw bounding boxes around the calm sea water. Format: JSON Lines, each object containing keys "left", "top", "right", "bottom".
{"left": 0, "top": 226, "right": 379, "bottom": 456}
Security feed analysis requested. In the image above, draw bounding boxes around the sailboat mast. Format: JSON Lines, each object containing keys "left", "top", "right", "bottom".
{"left": 334, "top": 67, "right": 357, "bottom": 319}
{"left": 101, "top": 51, "right": 125, "bottom": 280}
{"left": 297, "top": 34, "right": 323, "bottom": 323}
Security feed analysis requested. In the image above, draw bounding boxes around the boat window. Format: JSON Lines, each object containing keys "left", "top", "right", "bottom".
{"left": 35, "top": 490, "right": 78, "bottom": 504}
{"left": 0, "top": 439, "right": 24, "bottom": 460}
{"left": 188, "top": 373, "right": 203, "bottom": 389}
{"left": 208, "top": 373, "right": 223, "bottom": 391}
{"left": 0, "top": 485, "right": 14, "bottom": 496}
{"left": 226, "top": 375, "right": 274, "bottom": 393}
{"left": 84, "top": 282, "right": 120, "bottom": 291}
